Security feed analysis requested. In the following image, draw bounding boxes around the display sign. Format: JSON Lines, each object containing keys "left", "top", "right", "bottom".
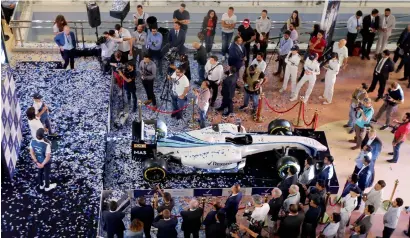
{"left": 251, "top": 187, "right": 273, "bottom": 196}
{"left": 193, "top": 189, "right": 223, "bottom": 197}
{"left": 320, "top": 0, "right": 341, "bottom": 44}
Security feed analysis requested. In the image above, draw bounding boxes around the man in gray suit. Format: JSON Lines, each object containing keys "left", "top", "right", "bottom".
{"left": 351, "top": 204, "right": 375, "bottom": 235}
{"left": 375, "top": 8, "right": 396, "bottom": 57}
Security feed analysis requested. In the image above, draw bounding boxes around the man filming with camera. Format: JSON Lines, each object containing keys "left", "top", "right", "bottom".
{"left": 386, "top": 112, "right": 410, "bottom": 163}
{"left": 350, "top": 97, "right": 374, "bottom": 150}
{"left": 167, "top": 66, "right": 190, "bottom": 120}
{"left": 239, "top": 64, "right": 268, "bottom": 115}
{"left": 371, "top": 82, "right": 404, "bottom": 130}
{"left": 139, "top": 54, "right": 157, "bottom": 107}
{"left": 246, "top": 195, "right": 270, "bottom": 235}
{"left": 118, "top": 62, "right": 137, "bottom": 112}
{"left": 147, "top": 26, "right": 163, "bottom": 77}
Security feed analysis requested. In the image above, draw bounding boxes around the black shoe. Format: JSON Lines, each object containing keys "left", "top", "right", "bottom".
{"left": 239, "top": 105, "right": 247, "bottom": 110}
{"left": 367, "top": 90, "right": 373, "bottom": 93}
{"left": 222, "top": 111, "right": 230, "bottom": 117}
{"left": 404, "top": 230, "right": 410, "bottom": 237}
{"left": 343, "top": 124, "right": 351, "bottom": 128}
{"left": 171, "top": 113, "right": 176, "bottom": 118}
{"left": 387, "top": 159, "right": 397, "bottom": 163}
{"left": 375, "top": 97, "right": 381, "bottom": 102}
{"left": 405, "top": 206, "right": 409, "bottom": 210}
{"left": 210, "top": 102, "right": 215, "bottom": 107}
{"left": 388, "top": 152, "right": 394, "bottom": 156}
{"left": 320, "top": 78, "right": 325, "bottom": 83}
{"left": 380, "top": 125, "right": 389, "bottom": 130}
{"left": 366, "top": 56, "right": 370, "bottom": 60}
{"left": 361, "top": 56, "right": 365, "bottom": 60}
{"left": 252, "top": 109, "right": 257, "bottom": 115}
{"left": 370, "top": 118, "right": 377, "bottom": 123}
{"left": 398, "top": 77, "right": 409, "bottom": 81}
{"left": 216, "top": 107, "right": 224, "bottom": 112}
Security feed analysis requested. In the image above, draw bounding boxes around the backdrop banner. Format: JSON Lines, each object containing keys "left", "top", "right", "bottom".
{"left": 320, "top": 0, "right": 341, "bottom": 44}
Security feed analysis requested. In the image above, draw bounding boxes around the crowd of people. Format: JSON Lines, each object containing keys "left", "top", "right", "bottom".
{"left": 12, "top": 2, "right": 410, "bottom": 238}
{"left": 100, "top": 169, "right": 408, "bottom": 238}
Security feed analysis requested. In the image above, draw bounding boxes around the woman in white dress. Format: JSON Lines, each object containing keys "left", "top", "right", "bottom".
{"left": 320, "top": 52, "right": 340, "bottom": 104}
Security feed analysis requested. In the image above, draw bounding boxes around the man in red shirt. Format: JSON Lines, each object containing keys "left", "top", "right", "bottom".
{"left": 309, "top": 30, "right": 327, "bottom": 59}
{"left": 388, "top": 112, "right": 410, "bottom": 163}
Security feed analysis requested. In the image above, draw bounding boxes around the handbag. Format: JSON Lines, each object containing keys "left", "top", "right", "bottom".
{"left": 197, "top": 31, "right": 205, "bottom": 41}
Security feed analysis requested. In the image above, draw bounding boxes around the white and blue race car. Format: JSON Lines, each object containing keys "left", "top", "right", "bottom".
{"left": 131, "top": 120, "right": 328, "bottom": 182}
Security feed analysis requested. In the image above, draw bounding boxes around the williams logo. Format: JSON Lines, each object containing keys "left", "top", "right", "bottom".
{"left": 207, "top": 161, "right": 233, "bottom": 166}
{"left": 133, "top": 144, "right": 147, "bottom": 148}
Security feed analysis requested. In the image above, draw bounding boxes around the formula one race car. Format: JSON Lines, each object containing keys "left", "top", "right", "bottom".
{"left": 131, "top": 119, "right": 329, "bottom": 182}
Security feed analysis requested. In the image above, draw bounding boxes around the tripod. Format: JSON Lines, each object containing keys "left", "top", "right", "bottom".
{"left": 266, "top": 35, "right": 283, "bottom": 68}
{"left": 157, "top": 63, "right": 173, "bottom": 117}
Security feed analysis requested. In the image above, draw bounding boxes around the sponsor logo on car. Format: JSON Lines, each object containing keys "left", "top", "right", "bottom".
{"left": 207, "top": 161, "right": 234, "bottom": 166}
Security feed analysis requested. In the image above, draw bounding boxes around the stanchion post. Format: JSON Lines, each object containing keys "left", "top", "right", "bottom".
{"left": 254, "top": 93, "right": 264, "bottom": 123}
{"left": 201, "top": 197, "right": 206, "bottom": 223}
{"left": 264, "top": 194, "right": 268, "bottom": 203}
{"left": 312, "top": 109, "right": 319, "bottom": 130}
{"left": 294, "top": 99, "right": 303, "bottom": 127}
{"left": 138, "top": 100, "right": 142, "bottom": 122}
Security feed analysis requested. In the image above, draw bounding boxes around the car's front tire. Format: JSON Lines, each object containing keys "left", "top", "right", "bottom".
{"left": 143, "top": 158, "right": 168, "bottom": 182}
{"left": 276, "top": 155, "right": 301, "bottom": 178}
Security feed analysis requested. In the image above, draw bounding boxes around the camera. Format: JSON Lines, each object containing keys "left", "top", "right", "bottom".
{"left": 116, "top": 63, "right": 126, "bottom": 72}
{"left": 354, "top": 102, "right": 363, "bottom": 112}
{"left": 384, "top": 93, "right": 391, "bottom": 101}
{"left": 229, "top": 223, "right": 239, "bottom": 233}
{"left": 96, "top": 36, "right": 107, "bottom": 46}
{"left": 164, "top": 47, "right": 179, "bottom": 63}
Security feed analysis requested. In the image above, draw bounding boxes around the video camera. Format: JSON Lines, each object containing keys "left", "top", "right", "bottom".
{"left": 164, "top": 47, "right": 179, "bottom": 63}
{"left": 96, "top": 36, "right": 107, "bottom": 46}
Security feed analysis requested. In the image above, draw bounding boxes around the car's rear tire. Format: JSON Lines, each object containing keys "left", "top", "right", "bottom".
{"left": 276, "top": 155, "right": 301, "bottom": 178}
{"left": 268, "top": 119, "right": 293, "bottom": 135}
{"left": 143, "top": 158, "right": 168, "bottom": 182}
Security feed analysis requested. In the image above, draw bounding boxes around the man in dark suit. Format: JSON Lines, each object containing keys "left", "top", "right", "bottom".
{"left": 54, "top": 25, "right": 76, "bottom": 69}
{"left": 268, "top": 188, "right": 283, "bottom": 235}
{"left": 356, "top": 156, "right": 373, "bottom": 209}
{"left": 168, "top": 22, "right": 186, "bottom": 55}
{"left": 223, "top": 184, "right": 242, "bottom": 227}
{"left": 102, "top": 201, "right": 126, "bottom": 238}
{"left": 217, "top": 66, "right": 237, "bottom": 117}
{"left": 130, "top": 196, "right": 154, "bottom": 238}
{"left": 228, "top": 36, "right": 246, "bottom": 82}
{"left": 180, "top": 199, "right": 204, "bottom": 238}
{"left": 368, "top": 49, "right": 395, "bottom": 101}
{"left": 278, "top": 166, "right": 298, "bottom": 199}
{"left": 394, "top": 25, "right": 410, "bottom": 73}
{"left": 301, "top": 197, "right": 321, "bottom": 238}
{"left": 317, "top": 156, "right": 335, "bottom": 191}
{"left": 278, "top": 204, "right": 305, "bottom": 238}
{"left": 152, "top": 209, "right": 178, "bottom": 238}
{"left": 361, "top": 9, "right": 380, "bottom": 60}
{"left": 361, "top": 128, "right": 382, "bottom": 170}
{"left": 203, "top": 201, "right": 222, "bottom": 237}
{"left": 351, "top": 204, "right": 375, "bottom": 234}
{"left": 207, "top": 211, "right": 227, "bottom": 238}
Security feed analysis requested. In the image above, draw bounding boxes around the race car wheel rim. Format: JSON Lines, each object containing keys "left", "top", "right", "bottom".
{"left": 144, "top": 167, "right": 166, "bottom": 182}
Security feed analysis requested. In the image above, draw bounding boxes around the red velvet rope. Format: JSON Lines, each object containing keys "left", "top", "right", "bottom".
{"left": 145, "top": 104, "right": 190, "bottom": 114}
{"left": 264, "top": 98, "right": 300, "bottom": 114}
{"left": 301, "top": 103, "right": 316, "bottom": 127}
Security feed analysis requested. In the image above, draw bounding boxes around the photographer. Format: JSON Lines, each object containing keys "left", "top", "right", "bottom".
{"left": 100, "top": 31, "right": 117, "bottom": 74}
{"left": 371, "top": 82, "right": 404, "bottom": 130}
{"left": 118, "top": 62, "right": 137, "bottom": 112}
{"left": 239, "top": 64, "right": 268, "bottom": 115}
{"left": 387, "top": 112, "right": 410, "bottom": 163}
{"left": 278, "top": 204, "right": 305, "bottom": 238}
{"left": 132, "top": 24, "right": 147, "bottom": 66}
{"left": 167, "top": 66, "right": 189, "bottom": 120}
{"left": 248, "top": 195, "right": 270, "bottom": 235}
{"left": 115, "top": 24, "right": 133, "bottom": 63}
{"left": 139, "top": 54, "right": 157, "bottom": 107}
{"left": 344, "top": 83, "right": 369, "bottom": 134}
{"left": 350, "top": 97, "right": 374, "bottom": 150}
{"left": 146, "top": 27, "right": 163, "bottom": 77}
{"left": 205, "top": 55, "right": 224, "bottom": 107}
{"left": 179, "top": 54, "right": 191, "bottom": 81}
{"left": 192, "top": 42, "right": 207, "bottom": 85}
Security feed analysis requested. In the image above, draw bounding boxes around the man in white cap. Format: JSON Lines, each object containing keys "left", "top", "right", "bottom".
{"left": 280, "top": 45, "right": 301, "bottom": 94}
{"left": 290, "top": 53, "right": 320, "bottom": 104}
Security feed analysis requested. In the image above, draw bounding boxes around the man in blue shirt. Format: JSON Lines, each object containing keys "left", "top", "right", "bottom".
{"left": 350, "top": 97, "right": 374, "bottom": 150}
{"left": 54, "top": 25, "right": 76, "bottom": 69}
{"left": 274, "top": 30, "right": 294, "bottom": 78}
{"left": 29, "top": 128, "right": 56, "bottom": 191}
{"left": 147, "top": 26, "right": 163, "bottom": 77}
